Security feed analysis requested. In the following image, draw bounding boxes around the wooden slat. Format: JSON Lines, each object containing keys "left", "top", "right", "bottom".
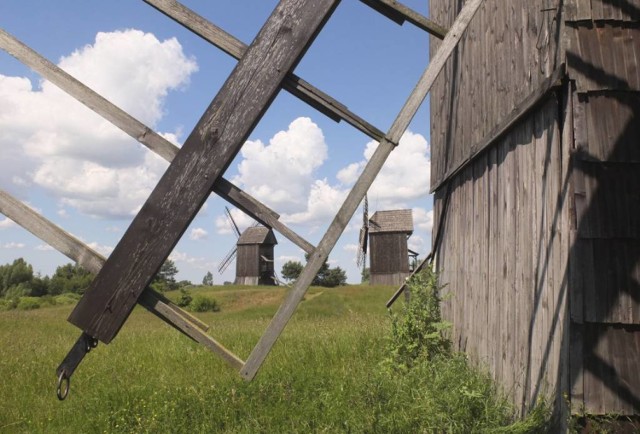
{"left": 241, "top": 0, "right": 485, "bottom": 381}
{"left": 359, "top": 0, "right": 448, "bottom": 38}
{"left": 0, "top": 28, "right": 314, "bottom": 255}
{"left": 144, "top": 0, "right": 385, "bottom": 143}
{"left": 68, "top": 0, "right": 341, "bottom": 344}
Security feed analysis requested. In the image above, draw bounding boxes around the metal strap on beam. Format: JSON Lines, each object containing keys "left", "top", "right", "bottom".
{"left": 144, "top": 0, "right": 386, "bottom": 143}
{"left": 240, "top": 0, "right": 485, "bottom": 381}
{"left": 359, "top": 0, "right": 448, "bottom": 38}
{"left": 0, "top": 189, "right": 244, "bottom": 371}
{"left": 0, "top": 28, "right": 315, "bottom": 255}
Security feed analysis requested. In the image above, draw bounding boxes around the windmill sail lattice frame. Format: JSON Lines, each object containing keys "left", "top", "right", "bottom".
{"left": 0, "top": 0, "right": 484, "bottom": 396}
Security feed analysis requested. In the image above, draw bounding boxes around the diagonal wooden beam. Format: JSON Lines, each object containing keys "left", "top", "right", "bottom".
{"left": 241, "top": 0, "right": 485, "bottom": 381}
{"left": 143, "top": 0, "right": 385, "bottom": 143}
{"left": 359, "top": 0, "right": 448, "bottom": 38}
{"left": 68, "top": 0, "right": 341, "bottom": 344}
{"left": 0, "top": 189, "right": 244, "bottom": 370}
{"left": 0, "top": 28, "right": 314, "bottom": 255}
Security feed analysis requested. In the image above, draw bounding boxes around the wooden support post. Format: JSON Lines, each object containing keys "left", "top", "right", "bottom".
{"left": 0, "top": 28, "right": 314, "bottom": 255}
{"left": 359, "top": 0, "right": 448, "bottom": 38}
{"left": 67, "top": 0, "right": 340, "bottom": 344}
{"left": 143, "top": 0, "right": 385, "bottom": 142}
{"left": 0, "top": 189, "right": 244, "bottom": 369}
{"left": 241, "top": 0, "right": 485, "bottom": 381}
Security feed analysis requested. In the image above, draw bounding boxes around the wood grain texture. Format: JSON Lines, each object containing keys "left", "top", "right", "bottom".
{"left": 240, "top": 0, "right": 484, "bottom": 381}
{"left": 0, "top": 27, "right": 314, "bottom": 256}
{"left": 144, "top": 0, "right": 385, "bottom": 142}
{"left": 430, "top": 0, "right": 563, "bottom": 185}
{"left": 567, "top": 23, "right": 640, "bottom": 92}
{"left": 69, "top": 0, "right": 341, "bottom": 343}
{"left": 434, "top": 100, "right": 568, "bottom": 416}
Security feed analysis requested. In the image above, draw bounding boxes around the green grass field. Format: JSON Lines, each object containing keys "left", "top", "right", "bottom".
{"left": 0, "top": 285, "right": 548, "bottom": 433}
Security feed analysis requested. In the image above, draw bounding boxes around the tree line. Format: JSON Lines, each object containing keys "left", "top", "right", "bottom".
{"left": 0, "top": 257, "right": 188, "bottom": 299}
{"left": 280, "top": 254, "right": 347, "bottom": 287}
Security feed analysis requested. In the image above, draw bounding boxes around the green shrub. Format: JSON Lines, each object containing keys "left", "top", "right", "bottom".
{"left": 16, "top": 296, "right": 41, "bottom": 310}
{"left": 387, "top": 265, "right": 451, "bottom": 368}
{"left": 0, "top": 298, "right": 18, "bottom": 311}
{"left": 53, "top": 293, "right": 81, "bottom": 305}
{"left": 189, "top": 295, "right": 220, "bottom": 313}
{"left": 176, "top": 288, "right": 193, "bottom": 308}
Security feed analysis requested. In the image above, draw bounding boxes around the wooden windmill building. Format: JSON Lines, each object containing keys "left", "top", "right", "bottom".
{"left": 430, "top": 0, "right": 640, "bottom": 424}
{"left": 235, "top": 226, "right": 277, "bottom": 286}
{"left": 368, "top": 209, "right": 413, "bottom": 286}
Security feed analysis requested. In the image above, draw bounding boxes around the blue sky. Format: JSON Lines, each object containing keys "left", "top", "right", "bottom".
{"left": 0, "top": 0, "right": 433, "bottom": 284}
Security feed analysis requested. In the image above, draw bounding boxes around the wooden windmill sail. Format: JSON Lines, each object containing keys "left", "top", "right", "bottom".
{"left": 217, "top": 207, "right": 242, "bottom": 274}
{"left": 0, "top": 0, "right": 484, "bottom": 395}
{"left": 356, "top": 195, "right": 369, "bottom": 273}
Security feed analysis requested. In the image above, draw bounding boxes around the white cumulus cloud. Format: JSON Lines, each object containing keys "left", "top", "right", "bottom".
{"left": 232, "top": 117, "right": 328, "bottom": 215}
{"left": 0, "top": 29, "right": 198, "bottom": 219}
{"left": 0, "top": 218, "right": 16, "bottom": 229}
{"left": 2, "top": 242, "right": 25, "bottom": 249}
{"left": 189, "top": 227, "right": 208, "bottom": 241}
{"left": 337, "top": 130, "right": 431, "bottom": 209}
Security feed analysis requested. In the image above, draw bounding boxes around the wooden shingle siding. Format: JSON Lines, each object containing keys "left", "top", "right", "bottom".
{"left": 572, "top": 239, "right": 640, "bottom": 324}
{"left": 566, "top": 0, "right": 640, "bottom": 22}
{"left": 567, "top": 24, "right": 640, "bottom": 92}
{"left": 574, "top": 92, "right": 640, "bottom": 162}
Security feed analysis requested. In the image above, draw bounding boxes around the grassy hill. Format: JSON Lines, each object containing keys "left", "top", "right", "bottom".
{"left": 0, "top": 284, "right": 548, "bottom": 433}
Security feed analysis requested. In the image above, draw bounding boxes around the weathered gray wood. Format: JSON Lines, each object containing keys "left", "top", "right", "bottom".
{"left": 0, "top": 28, "right": 314, "bottom": 255}
{"left": 0, "top": 189, "right": 217, "bottom": 337}
{"left": 431, "top": 64, "right": 566, "bottom": 192}
{"left": 241, "top": 0, "right": 484, "bottom": 381}
{"left": 359, "top": 0, "right": 448, "bottom": 38}
{"left": 144, "top": 0, "right": 385, "bottom": 142}
{"left": 68, "top": 0, "right": 341, "bottom": 344}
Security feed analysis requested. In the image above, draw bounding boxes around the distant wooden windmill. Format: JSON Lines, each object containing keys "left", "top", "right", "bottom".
{"left": 365, "top": 209, "right": 414, "bottom": 286}
{"left": 218, "top": 207, "right": 278, "bottom": 285}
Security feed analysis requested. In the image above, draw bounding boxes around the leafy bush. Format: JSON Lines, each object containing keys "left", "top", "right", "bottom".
{"left": 53, "top": 293, "right": 81, "bottom": 305}
{"left": 387, "top": 265, "right": 451, "bottom": 368}
{"left": 189, "top": 295, "right": 220, "bottom": 313}
{"left": 0, "top": 298, "right": 18, "bottom": 311}
{"left": 176, "top": 288, "right": 193, "bottom": 308}
{"left": 16, "top": 297, "right": 41, "bottom": 310}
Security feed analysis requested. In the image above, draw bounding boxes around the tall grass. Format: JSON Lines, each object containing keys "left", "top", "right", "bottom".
{"left": 0, "top": 284, "right": 549, "bottom": 433}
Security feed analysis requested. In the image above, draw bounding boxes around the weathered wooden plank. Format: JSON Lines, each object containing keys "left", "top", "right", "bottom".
{"left": 575, "top": 92, "right": 640, "bottom": 162}
{"left": 0, "top": 190, "right": 218, "bottom": 340}
{"left": 143, "top": 0, "right": 385, "bottom": 142}
{"left": 69, "top": 0, "right": 341, "bottom": 344}
{"left": 430, "top": 64, "right": 566, "bottom": 192}
{"left": 0, "top": 27, "right": 315, "bottom": 255}
{"left": 567, "top": 24, "right": 640, "bottom": 92}
{"left": 240, "top": 0, "right": 485, "bottom": 381}
{"left": 573, "top": 161, "right": 640, "bottom": 239}
{"left": 359, "top": 0, "right": 448, "bottom": 38}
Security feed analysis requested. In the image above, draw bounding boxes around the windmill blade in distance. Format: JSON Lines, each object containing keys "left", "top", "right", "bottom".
{"left": 356, "top": 195, "right": 369, "bottom": 267}
{"left": 225, "top": 206, "right": 242, "bottom": 239}
{"left": 218, "top": 246, "right": 237, "bottom": 274}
